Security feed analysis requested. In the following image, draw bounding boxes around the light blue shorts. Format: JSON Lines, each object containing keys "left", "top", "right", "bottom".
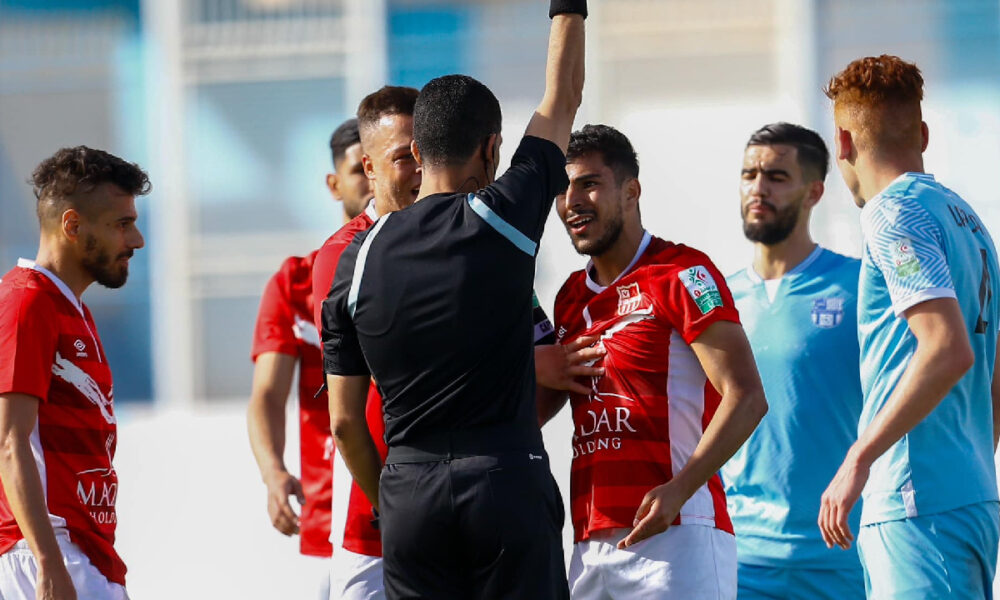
{"left": 857, "top": 501, "right": 1000, "bottom": 600}
{"left": 737, "top": 561, "right": 865, "bottom": 600}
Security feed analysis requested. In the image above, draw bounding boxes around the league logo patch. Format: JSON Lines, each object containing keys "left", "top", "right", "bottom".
{"left": 616, "top": 283, "right": 643, "bottom": 316}
{"left": 891, "top": 238, "right": 921, "bottom": 278}
{"left": 679, "top": 266, "right": 724, "bottom": 314}
{"left": 812, "top": 297, "right": 844, "bottom": 328}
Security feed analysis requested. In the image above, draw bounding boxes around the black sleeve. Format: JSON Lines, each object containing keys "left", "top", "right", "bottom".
{"left": 321, "top": 236, "right": 371, "bottom": 377}
{"left": 475, "top": 136, "right": 569, "bottom": 248}
{"left": 532, "top": 290, "right": 556, "bottom": 345}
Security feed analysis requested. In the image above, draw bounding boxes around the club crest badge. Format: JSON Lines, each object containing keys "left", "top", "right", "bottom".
{"left": 616, "top": 283, "right": 643, "bottom": 316}
{"left": 812, "top": 297, "right": 844, "bottom": 328}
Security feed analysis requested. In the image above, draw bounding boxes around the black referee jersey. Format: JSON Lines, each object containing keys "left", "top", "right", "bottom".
{"left": 321, "top": 135, "right": 568, "bottom": 448}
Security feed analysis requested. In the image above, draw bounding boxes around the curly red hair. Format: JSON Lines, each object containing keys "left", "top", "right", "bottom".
{"left": 825, "top": 55, "right": 924, "bottom": 154}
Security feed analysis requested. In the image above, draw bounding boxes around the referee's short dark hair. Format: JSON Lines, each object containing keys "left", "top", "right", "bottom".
{"left": 357, "top": 86, "right": 419, "bottom": 139}
{"left": 329, "top": 118, "right": 361, "bottom": 170}
{"left": 746, "top": 122, "right": 829, "bottom": 181}
{"left": 567, "top": 124, "right": 639, "bottom": 185}
{"left": 413, "top": 75, "right": 502, "bottom": 167}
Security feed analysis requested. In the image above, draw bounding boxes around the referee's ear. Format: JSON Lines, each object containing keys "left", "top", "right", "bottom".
{"left": 410, "top": 140, "right": 423, "bottom": 167}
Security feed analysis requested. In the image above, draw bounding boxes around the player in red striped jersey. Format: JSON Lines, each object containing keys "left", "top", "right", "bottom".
{"left": 541, "top": 125, "right": 767, "bottom": 600}
{"left": 0, "top": 147, "right": 150, "bottom": 600}
{"left": 247, "top": 118, "right": 373, "bottom": 598}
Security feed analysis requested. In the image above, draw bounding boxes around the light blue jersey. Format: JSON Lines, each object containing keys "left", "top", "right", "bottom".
{"left": 723, "top": 247, "right": 864, "bottom": 570}
{"left": 858, "top": 172, "right": 1000, "bottom": 526}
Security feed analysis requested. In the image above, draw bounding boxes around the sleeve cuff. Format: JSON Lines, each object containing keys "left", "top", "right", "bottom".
{"left": 892, "top": 287, "right": 958, "bottom": 317}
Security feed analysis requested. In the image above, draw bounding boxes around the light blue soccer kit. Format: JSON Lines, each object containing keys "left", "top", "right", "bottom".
{"left": 724, "top": 247, "right": 866, "bottom": 600}
{"left": 855, "top": 172, "right": 1000, "bottom": 599}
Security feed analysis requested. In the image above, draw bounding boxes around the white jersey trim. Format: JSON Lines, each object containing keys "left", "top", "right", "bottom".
{"left": 666, "top": 330, "right": 716, "bottom": 526}
{"left": 890, "top": 287, "right": 957, "bottom": 317}
{"left": 329, "top": 438, "right": 353, "bottom": 550}
{"left": 585, "top": 231, "right": 652, "bottom": 294}
{"left": 347, "top": 214, "right": 392, "bottom": 318}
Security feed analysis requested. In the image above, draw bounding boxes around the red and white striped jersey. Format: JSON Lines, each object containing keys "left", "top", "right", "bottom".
{"left": 0, "top": 260, "right": 125, "bottom": 585}
{"left": 554, "top": 233, "right": 740, "bottom": 542}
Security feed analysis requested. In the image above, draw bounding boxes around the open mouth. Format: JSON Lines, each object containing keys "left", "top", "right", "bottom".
{"left": 566, "top": 214, "right": 595, "bottom": 235}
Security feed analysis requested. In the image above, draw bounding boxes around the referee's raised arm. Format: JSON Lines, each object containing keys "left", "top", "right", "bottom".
{"left": 525, "top": 0, "right": 587, "bottom": 154}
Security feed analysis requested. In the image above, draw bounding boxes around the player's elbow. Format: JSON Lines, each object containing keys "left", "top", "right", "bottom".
{"left": 744, "top": 387, "right": 768, "bottom": 426}
{"left": 943, "top": 338, "right": 975, "bottom": 381}
{"left": 330, "top": 413, "right": 365, "bottom": 446}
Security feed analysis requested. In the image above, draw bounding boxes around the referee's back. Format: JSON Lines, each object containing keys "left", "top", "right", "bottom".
{"left": 324, "top": 136, "right": 567, "bottom": 447}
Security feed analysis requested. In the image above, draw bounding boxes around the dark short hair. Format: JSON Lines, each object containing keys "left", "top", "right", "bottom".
{"left": 356, "top": 86, "right": 419, "bottom": 136}
{"left": 31, "top": 146, "right": 150, "bottom": 222}
{"left": 566, "top": 124, "right": 639, "bottom": 184}
{"left": 413, "top": 74, "right": 502, "bottom": 167}
{"left": 746, "top": 122, "right": 829, "bottom": 181}
{"left": 329, "top": 118, "right": 361, "bottom": 170}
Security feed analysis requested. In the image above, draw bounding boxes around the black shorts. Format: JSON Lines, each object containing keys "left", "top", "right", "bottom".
{"left": 379, "top": 449, "right": 569, "bottom": 600}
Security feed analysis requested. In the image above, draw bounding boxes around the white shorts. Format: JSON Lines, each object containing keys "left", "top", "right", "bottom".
{"left": 0, "top": 530, "right": 128, "bottom": 600}
{"left": 329, "top": 547, "right": 384, "bottom": 600}
{"left": 568, "top": 525, "right": 736, "bottom": 600}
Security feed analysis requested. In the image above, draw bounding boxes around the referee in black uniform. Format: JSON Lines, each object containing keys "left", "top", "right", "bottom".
{"left": 321, "top": 2, "right": 587, "bottom": 598}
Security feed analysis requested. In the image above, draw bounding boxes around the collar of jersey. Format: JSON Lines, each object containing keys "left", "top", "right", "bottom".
{"left": 863, "top": 171, "right": 936, "bottom": 217}
{"left": 364, "top": 198, "right": 378, "bottom": 221}
{"left": 17, "top": 257, "right": 86, "bottom": 317}
{"left": 745, "top": 244, "right": 824, "bottom": 285}
{"left": 585, "top": 230, "right": 652, "bottom": 294}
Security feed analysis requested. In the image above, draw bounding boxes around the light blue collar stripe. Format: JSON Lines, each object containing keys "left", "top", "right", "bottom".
{"left": 467, "top": 194, "right": 537, "bottom": 256}
{"left": 347, "top": 214, "right": 391, "bottom": 318}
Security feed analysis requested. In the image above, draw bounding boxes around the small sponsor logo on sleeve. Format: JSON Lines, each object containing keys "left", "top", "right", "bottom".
{"left": 679, "top": 266, "right": 724, "bottom": 314}
{"left": 891, "top": 238, "right": 921, "bottom": 278}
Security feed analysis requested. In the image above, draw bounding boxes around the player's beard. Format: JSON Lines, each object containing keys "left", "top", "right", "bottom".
{"left": 742, "top": 195, "right": 804, "bottom": 246}
{"left": 573, "top": 206, "right": 624, "bottom": 257}
{"left": 82, "top": 234, "right": 130, "bottom": 289}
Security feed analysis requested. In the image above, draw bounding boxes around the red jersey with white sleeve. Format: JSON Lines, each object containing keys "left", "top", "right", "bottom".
{"left": 251, "top": 250, "right": 334, "bottom": 557}
{"left": 0, "top": 259, "right": 125, "bottom": 585}
{"left": 553, "top": 233, "right": 740, "bottom": 543}
{"left": 312, "top": 201, "right": 387, "bottom": 557}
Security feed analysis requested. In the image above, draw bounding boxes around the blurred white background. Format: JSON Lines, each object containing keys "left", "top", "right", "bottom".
{"left": 2, "top": 0, "right": 1000, "bottom": 597}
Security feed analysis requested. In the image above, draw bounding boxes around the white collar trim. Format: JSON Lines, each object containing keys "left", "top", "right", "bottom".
{"left": 585, "top": 230, "right": 653, "bottom": 294}
{"left": 364, "top": 198, "right": 378, "bottom": 221}
{"left": 17, "top": 258, "right": 85, "bottom": 316}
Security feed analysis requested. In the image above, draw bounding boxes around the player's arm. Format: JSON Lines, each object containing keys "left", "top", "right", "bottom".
{"left": 246, "top": 351, "right": 305, "bottom": 536}
{"left": 619, "top": 321, "right": 766, "bottom": 549}
{"left": 328, "top": 374, "right": 381, "bottom": 510}
{"left": 820, "top": 297, "right": 973, "bottom": 549}
{"left": 0, "top": 394, "right": 77, "bottom": 600}
{"left": 524, "top": 0, "right": 586, "bottom": 154}
{"left": 534, "top": 336, "right": 604, "bottom": 426}
{"left": 992, "top": 332, "right": 1000, "bottom": 450}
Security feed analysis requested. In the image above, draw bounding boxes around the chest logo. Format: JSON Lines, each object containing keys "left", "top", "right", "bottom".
{"left": 812, "top": 297, "right": 845, "bottom": 329}
{"left": 616, "top": 283, "right": 643, "bottom": 316}
{"left": 679, "top": 266, "right": 724, "bottom": 314}
{"left": 890, "top": 238, "right": 921, "bottom": 278}
{"left": 73, "top": 338, "right": 88, "bottom": 358}
{"left": 293, "top": 314, "right": 321, "bottom": 350}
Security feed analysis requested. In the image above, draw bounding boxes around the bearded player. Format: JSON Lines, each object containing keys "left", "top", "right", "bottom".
{"left": 721, "top": 123, "right": 865, "bottom": 599}
{"left": 541, "top": 124, "right": 767, "bottom": 599}
{"left": 819, "top": 55, "right": 1000, "bottom": 599}
{"left": 0, "top": 147, "right": 150, "bottom": 600}
{"left": 247, "top": 117, "right": 374, "bottom": 598}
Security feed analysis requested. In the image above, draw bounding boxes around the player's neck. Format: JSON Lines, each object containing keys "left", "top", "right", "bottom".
{"left": 753, "top": 231, "right": 816, "bottom": 280}
{"left": 417, "top": 163, "right": 489, "bottom": 199}
{"left": 590, "top": 224, "right": 645, "bottom": 287}
{"left": 34, "top": 242, "right": 92, "bottom": 301}
{"left": 858, "top": 153, "right": 924, "bottom": 205}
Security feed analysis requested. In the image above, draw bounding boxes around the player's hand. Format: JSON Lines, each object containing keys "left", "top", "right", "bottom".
{"left": 534, "top": 336, "right": 605, "bottom": 394}
{"left": 264, "top": 470, "right": 305, "bottom": 536}
{"left": 618, "top": 480, "right": 686, "bottom": 549}
{"left": 818, "top": 445, "right": 870, "bottom": 550}
{"left": 36, "top": 561, "right": 76, "bottom": 600}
